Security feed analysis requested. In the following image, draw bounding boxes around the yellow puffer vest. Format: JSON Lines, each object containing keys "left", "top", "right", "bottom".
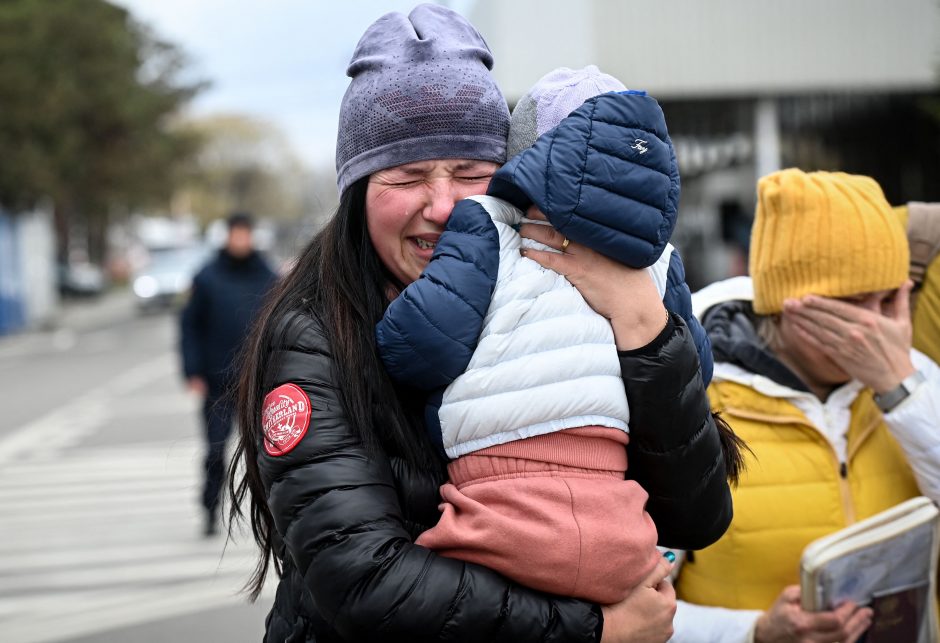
{"left": 913, "top": 256, "right": 940, "bottom": 365}
{"left": 676, "top": 379, "right": 921, "bottom": 610}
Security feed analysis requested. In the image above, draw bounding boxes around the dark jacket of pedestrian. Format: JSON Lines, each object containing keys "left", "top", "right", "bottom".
{"left": 180, "top": 249, "right": 277, "bottom": 387}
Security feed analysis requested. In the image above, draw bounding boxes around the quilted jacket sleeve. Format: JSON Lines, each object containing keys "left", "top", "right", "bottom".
{"left": 487, "top": 91, "right": 680, "bottom": 269}
{"left": 619, "top": 313, "right": 731, "bottom": 550}
{"left": 259, "top": 314, "right": 603, "bottom": 642}
{"left": 376, "top": 199, "right": 500, "bottom": 391}
{"left": 662, "top": 248, "right": 714, "bottom": 386}
{"left": 179, "top": 271, "right": 207, "bottom": 378}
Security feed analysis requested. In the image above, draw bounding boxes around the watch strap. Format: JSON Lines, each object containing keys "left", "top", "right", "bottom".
{"left": 873, "top": 370, "right": 927, "bottom": 413}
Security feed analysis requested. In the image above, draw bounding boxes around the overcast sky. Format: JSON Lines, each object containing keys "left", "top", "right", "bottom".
{"left": 112, "top": 1, "right": 475, "bottom": 171}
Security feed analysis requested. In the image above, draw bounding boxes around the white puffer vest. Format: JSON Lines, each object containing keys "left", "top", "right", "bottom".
{"left": 438, "top": 196, "right": 671, "bottom": 458}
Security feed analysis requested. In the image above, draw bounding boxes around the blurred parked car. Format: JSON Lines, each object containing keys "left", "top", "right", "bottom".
{"left": 132, "top": 245, "right": 210, "bottom": 311}
{"left": 58, "top": 261, "right": 106, "bottom": 298}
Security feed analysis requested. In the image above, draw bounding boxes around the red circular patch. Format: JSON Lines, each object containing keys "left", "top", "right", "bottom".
{"left": 261, "top": 383, "right": 311, "bottom": 456}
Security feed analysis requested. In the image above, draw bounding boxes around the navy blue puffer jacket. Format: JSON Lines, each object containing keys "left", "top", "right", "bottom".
{"left": 488, "top": 91, "right": 679, "bottom": 269}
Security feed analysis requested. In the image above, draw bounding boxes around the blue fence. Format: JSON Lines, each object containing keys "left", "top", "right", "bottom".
{"left": 0, "top": 211, "right": 26, "bottom": 334}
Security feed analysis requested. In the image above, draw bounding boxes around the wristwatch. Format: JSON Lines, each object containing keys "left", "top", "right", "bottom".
{"left": 873, "top": 370, "right": 927, "bottom": 413}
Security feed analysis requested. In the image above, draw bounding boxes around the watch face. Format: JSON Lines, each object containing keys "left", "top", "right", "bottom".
{"left": 875, "top": 387, "right": 902, "bottom": 413}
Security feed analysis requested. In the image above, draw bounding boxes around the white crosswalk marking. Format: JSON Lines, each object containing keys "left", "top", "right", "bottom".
{"left": 0, "top": 353, "right": 272, "bottom": 643}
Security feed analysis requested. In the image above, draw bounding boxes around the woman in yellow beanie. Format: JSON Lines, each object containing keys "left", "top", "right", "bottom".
{"left": 669, "top": 169, "right": 940, "bottom": 642}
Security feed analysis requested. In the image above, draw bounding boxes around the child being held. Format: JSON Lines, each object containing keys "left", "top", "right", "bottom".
{"left": 376, "top": 66, "right": 730, "bottom": 603}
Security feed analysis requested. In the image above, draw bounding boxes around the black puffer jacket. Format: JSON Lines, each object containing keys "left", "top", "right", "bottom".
{"left": 258, "top": 310, "right": 731, "bottom": 642}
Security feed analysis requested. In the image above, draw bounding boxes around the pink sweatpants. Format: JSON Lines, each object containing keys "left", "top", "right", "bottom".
{"left": 416, "top": 427, "right": 660, "bottom": 604}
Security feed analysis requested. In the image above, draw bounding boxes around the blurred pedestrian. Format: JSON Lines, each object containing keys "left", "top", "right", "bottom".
{"left": 671, "top": 169, "right": 940, "bottom": 642}
{"left": 180, "top": 212, "right": 277, "bottom": 536}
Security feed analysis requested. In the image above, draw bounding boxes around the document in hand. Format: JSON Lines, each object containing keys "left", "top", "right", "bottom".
{"left": 800, "top": 496, "right": 940, "bottom": 643}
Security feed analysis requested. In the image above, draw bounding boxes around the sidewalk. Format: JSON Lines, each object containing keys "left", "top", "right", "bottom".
{"left": 56, "top": 288, "right": 138, "bottom": 333}
{"left": 0, "top": 288, "right": 140, "bottom": 359}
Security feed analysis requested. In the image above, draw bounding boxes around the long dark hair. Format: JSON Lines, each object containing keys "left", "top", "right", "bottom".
{"left": 227, "top": 177, "right": 441, "bottom": 601}
{"left": 713, "top": 411, "right": 749, "bottom": 486}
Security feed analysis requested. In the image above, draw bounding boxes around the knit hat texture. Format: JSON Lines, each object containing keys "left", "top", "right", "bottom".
{"left": 335, "top": 4, "right": 510, "bottom": 195}
{"left": 507, "top": 65, "right": 626, "bottom": 159}
{"left": 750, "top": 168, "right": 909, "bottom": 314}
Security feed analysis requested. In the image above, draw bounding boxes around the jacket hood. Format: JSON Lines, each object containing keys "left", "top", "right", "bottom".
{"left": 703, "top": 299, "right": 809, "bottom": 393}
{"left": 487, "top": 91, "right": 679, "bottom": 269}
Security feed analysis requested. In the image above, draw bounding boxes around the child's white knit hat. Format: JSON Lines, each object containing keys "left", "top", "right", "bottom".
{"left": 507, "top": 65, "right": 626, "bottom": 159}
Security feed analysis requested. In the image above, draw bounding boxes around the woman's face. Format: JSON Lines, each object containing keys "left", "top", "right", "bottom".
{"left": 366, "top": 159, "right": 498, "bottom": 287}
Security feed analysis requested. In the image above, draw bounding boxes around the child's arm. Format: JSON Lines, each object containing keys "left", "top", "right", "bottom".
{"left": 376, "top": 198, "right": 500, "bottom": 391}
{"left": 660, "top": 245, "right": 715, "bottom": 386}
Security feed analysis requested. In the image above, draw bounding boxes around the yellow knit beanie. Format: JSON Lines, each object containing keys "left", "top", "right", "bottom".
{"left": 750, "top": 168, "right": 909, "bottom": 314}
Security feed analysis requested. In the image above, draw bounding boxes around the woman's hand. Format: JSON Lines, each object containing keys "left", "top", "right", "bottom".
{"left": 600, "top": 556, "right": 676, "bottom": 643}
{"left": 187, "top": 375, "right": 208, "bottom": 397}
{"left": 783, "top": 282, "right": 916, "bottom": 394}
{"left": 519, "top": 207, "right": 668, "bottom": 351}
{"left": 753, "top": 586, "right": 872, "bottom": 643}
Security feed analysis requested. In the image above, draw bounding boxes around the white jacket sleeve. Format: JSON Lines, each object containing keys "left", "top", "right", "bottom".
{"left": 882, "top": 349, "right": 940, "bottom": 503}
{"left": 670, "top": 599, "right": 762, "bottom": 643}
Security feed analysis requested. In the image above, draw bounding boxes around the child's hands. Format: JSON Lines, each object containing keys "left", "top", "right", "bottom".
{"left": 520, "top": 207, "right": 668, "bottom": 351}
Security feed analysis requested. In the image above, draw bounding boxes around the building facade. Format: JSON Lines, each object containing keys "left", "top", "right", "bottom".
{"left": 471, "top": 0, "right": 940, "bottom": 285}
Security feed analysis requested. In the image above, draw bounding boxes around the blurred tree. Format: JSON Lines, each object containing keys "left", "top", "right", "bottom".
{"left": 0, "top": 0, "right": 204, "bottom": 263}
{"left": 174, "top": 114, "right": 310, "bottom": 224}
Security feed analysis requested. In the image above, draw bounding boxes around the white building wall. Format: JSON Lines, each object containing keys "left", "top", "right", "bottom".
{"left": 472, "top": 0, "right": 940, "bottom": 100}
{"left": 472, "top": 0, "right": 597, "bottom": 94}
{"left": 17, "top": 208, "right": 58, "bottom": 326}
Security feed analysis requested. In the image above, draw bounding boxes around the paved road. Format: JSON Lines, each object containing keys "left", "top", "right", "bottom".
{"left": 0, "top": 293, "right": 272, "bottom": 642}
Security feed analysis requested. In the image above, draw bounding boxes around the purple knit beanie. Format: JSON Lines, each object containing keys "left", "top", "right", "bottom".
{"left": 335, "top": 4, "right": 510, "bottom": 195}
